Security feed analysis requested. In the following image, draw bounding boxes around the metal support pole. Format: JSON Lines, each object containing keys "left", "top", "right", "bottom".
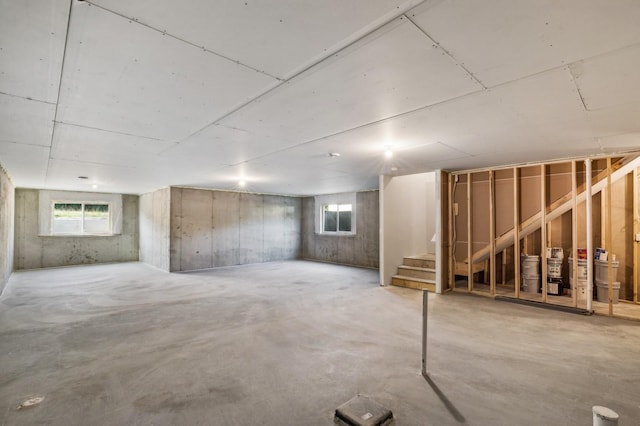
{"left": 422, "top": 289, "right": 428, "bottom": 377}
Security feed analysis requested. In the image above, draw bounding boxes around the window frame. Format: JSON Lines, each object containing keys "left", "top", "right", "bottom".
{"left": 321, "top": 203, "right": 353, "bottom": 234}
{"left": 51, "top": 201, "right": 113, "bottom": 236}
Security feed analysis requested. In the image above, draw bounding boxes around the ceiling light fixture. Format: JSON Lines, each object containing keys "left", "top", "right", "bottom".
{"left": 238, "top": 180, "right": 246, "bottom": 187}
{"left": 384, "top": 147, "right": 393, "bottom": 159}
{"left": 92, "top": 184, "right": 98, "bottom": 189}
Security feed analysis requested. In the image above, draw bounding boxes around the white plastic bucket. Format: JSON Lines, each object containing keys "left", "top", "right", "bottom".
{"left": 592, "top": 406, "right": 619, "bottom": 426}
{"left": 568, "top": 257, "right": 588, "bottom": 282}
{"left": 595, "top": 280, "right": 620, "bottom": 304}
{"left": 569, "top": 280, "right": 588, "bottom": 300}
{"left": 521, "top": 255, "right": 540, "bottom": 277}
{"left": 521, "top": 275, "right": 540, "bottom": 293}
{"left": 595, "top": 259, "right": 619, "bottom": 282}
{"left": 547, "top": 258, "right": 562, "bottom": 278}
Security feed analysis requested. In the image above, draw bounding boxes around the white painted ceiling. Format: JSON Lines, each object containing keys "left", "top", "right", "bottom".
{"left": 1, "top": 0, "right": 640, "bottom": 196}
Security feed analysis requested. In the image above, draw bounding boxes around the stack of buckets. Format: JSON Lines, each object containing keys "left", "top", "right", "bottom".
{"left": 568, "top": 249, "right": 620, "bottom": 303}
{"left": 594, "top": 249, "right": 620, "bottom": 304}
{"left": 546, "top": 247, "right": 564, "bottom": 295}
{"left": 568, "top": 249, "right": 588, "bottom": 300}
{"left": 521, "top": 254, "right": 540, "bottom": 293}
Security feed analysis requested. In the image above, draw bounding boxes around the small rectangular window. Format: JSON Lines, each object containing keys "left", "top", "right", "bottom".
{"left": 322, "top": 203, "right": 352, "bottom": 233}
{"left": 52, "top": 202, "right": 111, "bottom": 235}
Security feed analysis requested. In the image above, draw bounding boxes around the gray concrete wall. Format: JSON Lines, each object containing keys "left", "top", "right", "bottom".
{"left": 170, "top": 187, "right": 301, "bottom": 271}
{"left": 302, "top": 191, "right": 379, "bottom": 268}
{"left": 14, "top": 189, "right": 139, "bottom": 269}
{"left": 0, "top": 165, "right": 15, "bottom": 294}
{"left": 139, "top": 188, "right": 170, "bottom": 271}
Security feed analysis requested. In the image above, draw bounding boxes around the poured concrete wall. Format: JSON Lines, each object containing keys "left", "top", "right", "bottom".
{"left": 0, "top": 165, "right": 15, "bottom": 294}
{"left": 14, "top": 189, "right": 139, "bottom": 269}
{"left": 139, "top": 188, "right": 170, "bottom": 271}
{"left": 380, "top": 174, "right": 435, "bottom": 286}
{"left": 170, "top": 187, "right": 301, "bottom": 272}
{"left": 301, "top": 190, "right": 379, "bottom": 268}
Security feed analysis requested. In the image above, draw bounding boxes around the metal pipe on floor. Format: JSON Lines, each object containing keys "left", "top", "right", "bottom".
{"left": 586, "top": 159, "right": 593, "bottom": 312}
{"left": 422, "top": 289, "right": 428, "bottom": 377}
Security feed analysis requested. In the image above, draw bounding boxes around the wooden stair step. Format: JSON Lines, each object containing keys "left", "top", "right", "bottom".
{"left": 397, "top": 265, "right": 436, "bottom": 280}
{"left": 391, "top": 275, "right": 436, "bottom": 292}
{"left": 403, "top": 254, "right": 436, "bottom": 268}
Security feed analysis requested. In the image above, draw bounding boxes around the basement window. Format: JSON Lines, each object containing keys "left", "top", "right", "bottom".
{"left": 52, "top": 202, "right": 111, "bottom": 235}
{"left": 315, "top": 192, "right": 356, "bottom": 235}
{"left": 322, "top": 204, "right": 352, "bottom": 233}
{"left": 39, "top": 190, "right": 123, "bottom": 236}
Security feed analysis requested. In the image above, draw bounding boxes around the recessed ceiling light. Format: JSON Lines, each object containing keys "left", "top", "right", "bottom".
{"left": 78, "top": 176, "right": 89, "bottom": 179}
{"left": 239, "top": 180, "right": 246, "bottom": 187}
{"left": 92, "top": 184, "right": 98, "bottom": 189}
{"left": 384, "top": 147, "right": 393, "bottom": 159}
{"left": 328, "top": 152, "right": 341, "bottom": 157}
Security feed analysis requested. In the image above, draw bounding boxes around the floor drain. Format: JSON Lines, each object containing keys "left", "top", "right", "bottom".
{"left": 335, "top": 395, "right": 393, "bottom": 426}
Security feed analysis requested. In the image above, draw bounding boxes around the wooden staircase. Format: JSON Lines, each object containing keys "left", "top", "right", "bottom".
{"left": 391, "top": 254, "right": 436, "bottom": 291}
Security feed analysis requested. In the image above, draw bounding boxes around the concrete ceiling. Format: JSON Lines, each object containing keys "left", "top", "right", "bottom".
{"left": 1, "top": 0, "right": 640, "bottom": 196}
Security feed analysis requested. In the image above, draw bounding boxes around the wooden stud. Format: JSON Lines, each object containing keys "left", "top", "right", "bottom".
{"left": 571, "top": 161, "right": 578, "bottom": 307}
{"left": 502, "top": 248, "right": 507, "bottom": 285}
{"left": 448, "top": 173, "right": 454, "bottom": 292}
{"left": 541, "top": 165, "right": 547, "bottom": 303}
{"left": 467, "top": 173, "right": 473, "bottom": 292}
{"left": 489, "top": 170, "right": 496, "bottom": 296}
{"left": 634, "top": 167, "right": 639, "bottom": 304}
{"left": 514, "top": 167, "right": 521, "bottom": 299}
{"left": 606, "top": 158, "right": 613, "bottom": 316}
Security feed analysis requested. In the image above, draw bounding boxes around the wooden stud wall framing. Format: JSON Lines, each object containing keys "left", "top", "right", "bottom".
{"left": 445, "top": 153, "right": 640, "bottom": 319}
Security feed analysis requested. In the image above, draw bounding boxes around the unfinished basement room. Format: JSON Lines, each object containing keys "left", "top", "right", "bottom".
{"left": 1, "top": 1, "right": 640, "bottom": 425}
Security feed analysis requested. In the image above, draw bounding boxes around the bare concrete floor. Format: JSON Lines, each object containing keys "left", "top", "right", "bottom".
{"left": 1, "top": 261, "right": 639, "bottom": 425}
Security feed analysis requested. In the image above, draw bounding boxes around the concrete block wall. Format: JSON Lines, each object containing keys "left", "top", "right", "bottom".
{"left": 0, "top": 165, "right": 15, "bottom": 294}
{"left": 301, "top": 190, "right": 379, "bottom": 268}
{"left": 139, "top": 188, "right": 171, "bottom": 271}
{"left": 14, "top": 189, "right": 139, "bottom": 269}
{"left": 170, "top": 187, "right": 301, "bottom": 272}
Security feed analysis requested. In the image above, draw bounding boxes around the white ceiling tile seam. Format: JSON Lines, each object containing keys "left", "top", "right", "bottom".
{"left": 0, "top": 91, "right": 55, "bottom": 106}
{"left": 176, "top": 16, "right": 640, "bottom": 171}
{"left": 403, "top": 13, "right": 487, "bottom": 90}
{"left": 567, "top": 64, "right": 590, "bottom": 112}
{"left": 44, "top": 0, "right": 74, "bottom": 186}
{"left": 165, "top": 0, "right": 432, "bottom": 150}
{"left": 53, "top": 121, "right": 165, "bottom": 142}
{"left": 82, "top": 1, "right": 281, "bottom": 81}
{"left": 471, "top": 39, "right": 640, "bottom": 95}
